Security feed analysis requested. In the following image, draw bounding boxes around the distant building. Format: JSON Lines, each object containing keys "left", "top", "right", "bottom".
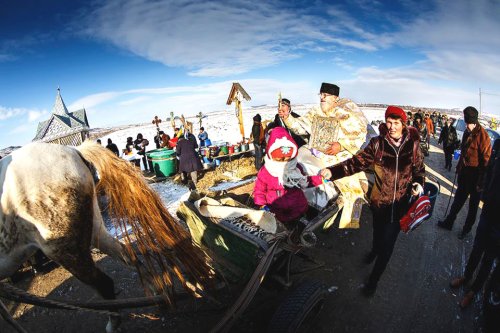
{"left": 33, "top": 88, "right": 90, "bottom": 146}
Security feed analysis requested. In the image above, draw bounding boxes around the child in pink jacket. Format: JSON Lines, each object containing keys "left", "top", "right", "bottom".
{"left": 253, "top": 127, "right": 324, "bottom": 224}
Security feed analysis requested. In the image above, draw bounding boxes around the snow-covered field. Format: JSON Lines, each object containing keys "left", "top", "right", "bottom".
{"left": 98, "top": 105, "right": 386, "bottom": 155}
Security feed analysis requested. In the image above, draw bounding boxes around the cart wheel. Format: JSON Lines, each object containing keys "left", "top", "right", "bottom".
{"left": 267, "top": 280, "right": 327, "bottom": 333}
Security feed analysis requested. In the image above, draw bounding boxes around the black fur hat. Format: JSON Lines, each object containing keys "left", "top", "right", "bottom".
{"left": 320, "top": 82, "right": 340, "bottom": 96}
{"left": 463, "top": 106, "right": 478, "bottom": 124}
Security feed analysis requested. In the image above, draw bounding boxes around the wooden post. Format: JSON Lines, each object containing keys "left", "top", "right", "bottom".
{"left": 226, "top": 83, "right": 251, "bottom": 143}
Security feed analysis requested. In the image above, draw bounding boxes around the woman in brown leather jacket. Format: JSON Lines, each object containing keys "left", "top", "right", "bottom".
{"left": 321, "top": 106, "right": 425, "bottom": 296}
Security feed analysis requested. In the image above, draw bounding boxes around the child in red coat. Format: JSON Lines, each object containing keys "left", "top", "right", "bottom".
{"left": 253, "top": 127, "right": 324, "bottom": 223}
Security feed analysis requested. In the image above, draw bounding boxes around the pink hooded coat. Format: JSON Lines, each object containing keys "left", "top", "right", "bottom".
{"left": 253, "top": 127, "right": 323, "bottom": 223}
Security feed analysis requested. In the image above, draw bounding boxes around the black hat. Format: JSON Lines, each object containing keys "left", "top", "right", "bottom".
{"left": 281, "top": 98, "right": 291, "bottom": 107}
{"left": 414, "top": 113, "right": 423, "bottom": 121}
{"left": 253, "top": 113, "right": 261, "bottom": 122}
{"left": 463, "top": 106, "right": 478, "bottom": 124}
{"left": 320, "top": 82, "right": 340, "bottom": 96}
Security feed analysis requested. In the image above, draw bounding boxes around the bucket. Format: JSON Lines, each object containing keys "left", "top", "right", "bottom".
{"left": 241, "top": 143, "right": 249, "bottom": 152}
{"left": 150, "top": 150, "right": 176, "bottom": 177}
{"left": 220, "top": 145, "right": 229, "bottom": 155}
{"left": 204, "top": 138, "right": 212, "bottom": 147}
{"left": 453, "top": 149, "right": 461, "bottom": 160}
{"left": 146, "top": 148, "right": 168, "bottom": 158}
{"left": 228, "top": 145, "right": 235, "bottom": 154}
{"left": 423, "top": 179, "right": 440, "bottom": 220}
{"left": 233, "top": 145, "right": 241, "bottom": 153}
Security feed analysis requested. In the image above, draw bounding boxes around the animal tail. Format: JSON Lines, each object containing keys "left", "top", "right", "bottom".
{"left": 77, "top": 141, "right": 212, "bottom": 303}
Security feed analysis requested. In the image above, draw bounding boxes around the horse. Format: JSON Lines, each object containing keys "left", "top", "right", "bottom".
{"left": 0, "top": 141, "right": 213, "bottom": 332}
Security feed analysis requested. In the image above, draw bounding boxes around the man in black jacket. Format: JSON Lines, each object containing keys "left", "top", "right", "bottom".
{"left": 449, "top": 139, "right": 500, "bottom": 308}
{"left": 251, "top": 113, "right": 264, "bottom": 170}
{"left": 438, "top": 116, "right": 458, "bottom": 171}
{"left": 106, "top": 138, "right": 120, "bottom": 157}
{"left": 266, "top": 98, "right": 307, "bottom": 147}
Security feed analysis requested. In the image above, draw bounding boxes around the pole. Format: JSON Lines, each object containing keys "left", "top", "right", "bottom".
{"left": 237, "top": 99, "right": 245, "bottom": 141}
{"left": 479, "top": 87, "right": 482, "bottom": 117}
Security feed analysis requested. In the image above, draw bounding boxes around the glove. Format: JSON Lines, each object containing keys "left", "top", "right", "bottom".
{"left": 411, "top": 183, "right": 424, "bottom": 197}
{"left": 260, "top": 205, "right": 271, "bottom": 212}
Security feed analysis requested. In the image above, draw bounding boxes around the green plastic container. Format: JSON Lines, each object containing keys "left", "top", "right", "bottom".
{"left": 220, "top": 145, "right": 229, "bottom": 154}
{"left": 146, "top": 148, "right": 168, "bottom": 158}
{"left": 150, "top": 150, "right": 176, "bottom": 177}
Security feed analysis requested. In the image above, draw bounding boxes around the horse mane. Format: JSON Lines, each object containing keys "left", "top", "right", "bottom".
{"left": 77, "top": 141, "right": 212, "bottom": 303}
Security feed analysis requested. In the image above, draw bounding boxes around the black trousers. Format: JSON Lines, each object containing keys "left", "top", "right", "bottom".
{"left": 444, "top": 172, "right": 481, "bottom": 233}
{"left": 254, "top": 143, "right": 264, "bottom": 170}
{"left": 464, "top": 206, "right": 500, "bottom": 292}
{"left": 368, "top": 202, "right": 408, "bottom": 285}
{"left": 444, "top": 146, "right": 454, "bottom": 169}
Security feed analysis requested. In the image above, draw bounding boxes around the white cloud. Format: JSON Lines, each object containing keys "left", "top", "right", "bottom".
{"left": 74, "top": 79, "right": 316, "bottom": 128}
{"left": 28, "top": 109, "right": 49, "bottom": 122}
{"left": 0, "top": 106, "right": 25, "bottom": 120}
{"left": 0, "top": 106, "right": 45, "bottom": 122}
{"left": 118, "top": 96, "right": 151, "bottom": 106}
{"left": 78, "top": 0, "right": 379, "bottom": 77}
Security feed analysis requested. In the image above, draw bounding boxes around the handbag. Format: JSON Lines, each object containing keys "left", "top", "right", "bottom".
{"left": 400, "top": 195, "right": 431, "bottom": 233}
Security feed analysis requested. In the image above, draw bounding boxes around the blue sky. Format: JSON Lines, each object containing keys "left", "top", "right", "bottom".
{"left": 1, "top": 0, "right": 500, "bottom": 148}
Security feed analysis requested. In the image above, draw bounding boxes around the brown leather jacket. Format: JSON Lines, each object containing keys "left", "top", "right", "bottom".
{"left": 328, "top": 124, "right": 425, "bottom": 209}
{"left": 457, "top": 124, "right": 491, "bottom": 182}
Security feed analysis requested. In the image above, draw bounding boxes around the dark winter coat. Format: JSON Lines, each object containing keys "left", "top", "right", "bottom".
{"left": 438, "top": 124, "right": 458, "bottom": 149}
{"left": 327, "top": 124, "right": 425, "bottom": 210}
{"left": 106, "top": 143, "right": 120, "bottom": 156}
{"left": 176, "top": 136, "right": 202, "bottom": 173}
{"left": 266, "top": 114, "right": 307, "bottom": 147}
{"left": 251, "top": 121, "right": 263, "bottom": 145}
{"left": 482, "top": 138, "right": 500, "bottom": 212}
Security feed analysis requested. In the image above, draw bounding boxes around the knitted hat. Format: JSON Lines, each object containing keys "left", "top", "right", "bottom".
{"left": 266, "top": 127, "right": 298, "bottom": 160}
{"left": 320, "top": 82, "right": 340, "bottom": 96}
{"left": 385, "top": 105, "right": 407, "bottom": 123}
{"left": 253, "top": 113, "right": 261, "bottom": 122}
{"left": 463, "top": 106, "right": 478, "bottom": 124}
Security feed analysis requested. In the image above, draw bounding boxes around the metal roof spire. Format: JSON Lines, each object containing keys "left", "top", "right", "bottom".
{"left": 52, "top": 86, "right": 69, "bottom": 115}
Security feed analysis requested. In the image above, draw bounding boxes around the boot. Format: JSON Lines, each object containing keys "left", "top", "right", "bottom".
{"left": 437, "top": 219, "right": 453, "bottom": 230}
{"left": 361, "top": 281, "right": 377, "bottom": 297}
{"left": 363, "top": 251, "right": 377, "bottom": 265}
{"left": 450, "top": 277, "right": 466, "bottom": 289}
{"left": 459, "top": 291, "right": 475, "bottom": 308}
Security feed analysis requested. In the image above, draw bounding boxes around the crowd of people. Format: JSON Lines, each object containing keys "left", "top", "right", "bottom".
{"left": 250, "top": 82, "right": 498, "bottom": 320}
{"left": 90, "top": 82, "right": 498, "bottom": 324}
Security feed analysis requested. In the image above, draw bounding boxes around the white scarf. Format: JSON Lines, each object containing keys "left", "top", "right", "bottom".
{"left": 263, "top": 156, "right": 309, "bottom": 188}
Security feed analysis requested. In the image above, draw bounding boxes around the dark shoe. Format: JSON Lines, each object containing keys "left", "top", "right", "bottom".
{"left": 363, "top": 252, "right": 377, "bottom": 265}
{"left": 459, "top": 291, "right": 475, "bottom": 308}
{"left": 458, "top": 228, "right": 470, "bottom": 240}
{"left": 438, "top": 220, "right": 453, "bottom": 230}
{"left": 450, "top": 277, "right": 466, "bottom": 289}
{"left": 361, "top": 282, "right": 377, "bottom": 297}
{"left": 188, "top": 180, "right": 196, "bottom": 191}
